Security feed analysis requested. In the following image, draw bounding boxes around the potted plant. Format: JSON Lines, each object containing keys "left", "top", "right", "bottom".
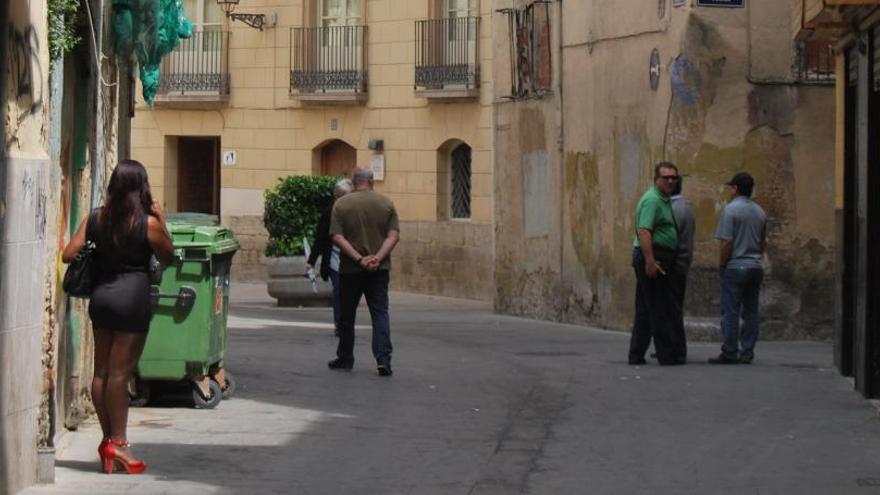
{"left": 263, "top": 175, "right": 337, "bottom": 306}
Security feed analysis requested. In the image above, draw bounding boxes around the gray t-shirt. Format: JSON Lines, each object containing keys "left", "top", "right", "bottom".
{"left": 715, "top": 196, "right": 767, "bottom": 269}
{"left": 670, "top": 195, "right": 695, "bottom": 270}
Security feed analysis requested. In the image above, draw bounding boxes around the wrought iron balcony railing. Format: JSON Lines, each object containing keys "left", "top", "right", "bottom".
{"left": 796, "top": 39, "right": 836, "bottom": 84}
{"left": 157, "top": 31, "right": 231, "bottom": 102}
{"left": 415, "top": 17, "right": 480, "bottom": 98}
{"left": 289, "top": 26, "right": 368, "bottom": 101}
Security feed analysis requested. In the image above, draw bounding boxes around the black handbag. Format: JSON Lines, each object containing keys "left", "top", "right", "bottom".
{"left": 63, "top": 211, "right": 98, "bottom": 298}
{"left": 63, "top": 241, "right": 97, "bottom": 297}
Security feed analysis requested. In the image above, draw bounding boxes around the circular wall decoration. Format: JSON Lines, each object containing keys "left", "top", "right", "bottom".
{"left": 650, "top": 48, "right": 661, "bottom": 91}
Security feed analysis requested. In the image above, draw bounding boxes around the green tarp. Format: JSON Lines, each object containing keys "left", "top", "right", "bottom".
{"left": 113, "top": 0, "right": 192, "bottom": 106}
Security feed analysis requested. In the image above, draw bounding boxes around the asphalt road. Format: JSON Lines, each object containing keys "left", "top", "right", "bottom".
{"left": 21, "top": 285, "right": 880, "bottom": 495}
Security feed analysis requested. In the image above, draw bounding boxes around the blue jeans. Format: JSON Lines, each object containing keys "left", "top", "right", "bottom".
{"left": 336, "top": 270, "right": 392, "bottom": 366}
{"left": 329, "top": 269, "right": 340, "bottom": 328}
{"left": 720, "top": 266, "right": 764, "bottom": 359}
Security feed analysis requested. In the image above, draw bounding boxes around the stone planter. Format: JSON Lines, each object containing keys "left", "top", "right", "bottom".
{"left": 266, "top": 256, "right": 332, "bottom": 307}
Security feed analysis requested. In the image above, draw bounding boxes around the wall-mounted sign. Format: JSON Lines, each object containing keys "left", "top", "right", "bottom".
{"left": 369, "top": 154, "right": 385, "bottom": 181}
{"left": 696, "top": 0, "right": 744, "bottom": 7}
{"left": 673, "top": 0, "right": 686, "bottom": 6}
{"left": 650, "top": 49, "right": 661, "bottom": 91}
{"left": 222, "top": 150, "right": 236, "bottom": 166}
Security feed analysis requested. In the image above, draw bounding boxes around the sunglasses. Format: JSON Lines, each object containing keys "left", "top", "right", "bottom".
{"left": 658, "top": 175, "right": 679, "bottom": 181}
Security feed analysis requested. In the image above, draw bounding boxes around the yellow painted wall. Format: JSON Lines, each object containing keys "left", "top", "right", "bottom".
{"left": 132, "top": 0, "right": 494, "bottom": 224}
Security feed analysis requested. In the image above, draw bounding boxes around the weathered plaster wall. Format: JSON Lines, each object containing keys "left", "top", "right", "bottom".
{"left": 492, "top": 0, "right": 565, "bottom": 320}
{"left": 496, "top": 0, "right": 836, "bottom": 340}
{"left": 2, "top": 0, "right": 51, "bottom": 491}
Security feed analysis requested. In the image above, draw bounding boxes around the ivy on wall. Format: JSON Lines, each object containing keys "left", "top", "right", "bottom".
{"left": 48, "top": 0, "right": 81, "bottom": 60}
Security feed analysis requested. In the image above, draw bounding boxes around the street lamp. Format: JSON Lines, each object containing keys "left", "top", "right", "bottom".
{"left": 217, "top": 0, "right": 267, "bottom": 30}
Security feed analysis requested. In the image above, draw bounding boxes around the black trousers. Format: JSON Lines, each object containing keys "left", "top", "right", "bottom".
{"left": 336, "top": 270, "right": 393, "bottom": 366}
{"left": 628, "top": 247, "right": 687, "bottom": 364}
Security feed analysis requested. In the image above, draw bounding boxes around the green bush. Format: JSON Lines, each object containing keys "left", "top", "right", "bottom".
{"left": 263, "top": 175, "right": 337, "bottom": 257}
{"left": 48, "top": 0, "right": 81, "bottom": 61}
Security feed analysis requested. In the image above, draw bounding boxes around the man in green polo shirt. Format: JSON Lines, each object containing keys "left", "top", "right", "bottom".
{"left": 628, "top": 162, "right": 687, "bottom": 366}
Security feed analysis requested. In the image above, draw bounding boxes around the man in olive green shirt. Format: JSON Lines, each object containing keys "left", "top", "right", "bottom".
{"left": 328, "top": 169, "right": 400, "bottom": 376}
{"left": 628, "top": 162, "right": 687, "bottom": 366}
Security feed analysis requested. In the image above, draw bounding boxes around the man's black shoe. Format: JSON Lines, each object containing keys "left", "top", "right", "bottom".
{"left": 739, "top": 354, "right": 754, "bottom": 364}
{"left": 328, "top": 358, "right": 353, "bottom": 371}
{"left": 377, "top": 364, "right": 393, "bottom": 377}
{"left": 707, "top": 354, "right": 739, "bottom": 365}
{"left": 628, "top": 356, "right": 647, "bottom": 365}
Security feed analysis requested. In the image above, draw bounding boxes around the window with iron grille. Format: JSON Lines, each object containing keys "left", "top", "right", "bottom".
{"left": 450, "top": 143, "right": 472, "bottom": 219}
{"left": 795, "top": 39, "right": 835, "bottom": 84}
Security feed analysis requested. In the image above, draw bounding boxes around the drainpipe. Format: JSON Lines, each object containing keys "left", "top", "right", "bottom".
{"left": 555, "top": 0, "right": 565, "bottom": 317}
{"left": 44, "top": 46, "right": 65, "bottom": 452}
{"left": 87, "top": 0, "right": 106, "bottom": 208}
{"left": 0, "top": 0, "right": 8, "bottom": 325}
{"left": 0, "top": 0, "right": 9, "bottom": 485}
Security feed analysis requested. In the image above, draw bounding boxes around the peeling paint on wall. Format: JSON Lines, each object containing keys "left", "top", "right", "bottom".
{"left": 670, "top": 58, "right": 702, "bottom": 106}
{"left": 566, "top": 151, "right": 600, "bottom": 269}
{"left": 618, "top": 133, "right": 642, "bottom": 199}
{"left": 523, "top": 150, "right": 549, "bottom": 238}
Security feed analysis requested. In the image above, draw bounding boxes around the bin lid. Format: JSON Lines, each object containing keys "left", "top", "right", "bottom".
{"left": 166, "top": 212, "right": 219, "bottom": 226}
{"left": 167, "top": 217, "right": 240, "bottom": 255}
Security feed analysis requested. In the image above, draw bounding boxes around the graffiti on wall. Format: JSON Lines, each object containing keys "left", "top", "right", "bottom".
{"left": 21, "top": 164, "right": 48, "bottom": 241}
{"left": 8, "top": 24, "right": 45, "bottom": 117}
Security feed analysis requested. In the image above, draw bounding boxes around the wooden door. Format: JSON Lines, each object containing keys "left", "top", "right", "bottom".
{"left": 321, "top": 140, "right": 356, "bottom": 177}
{"left": 178, "top": 137, "right": 220, "bottom": 214}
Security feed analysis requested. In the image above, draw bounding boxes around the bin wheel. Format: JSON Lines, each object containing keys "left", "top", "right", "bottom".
{"left": 218, "top": 371, "right": 236, "bottom": 400}
{"left": 192, "top": 380, "right": 222, "bottom": 409}
{"left": 129, "top": 379, "right": 152, "bottom": 407}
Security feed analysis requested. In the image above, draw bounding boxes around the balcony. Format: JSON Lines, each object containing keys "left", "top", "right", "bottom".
{"left": 791, "top": 0, "right": 872, "bottom": 40}
{"left": 155, "top": 31, "right": 230, "bottom": 106}
{"left": 289, "top": 26, "right": 368, "bottom": 104}
{"left": 415, "top": 17, "right": 480, "bottom": 100}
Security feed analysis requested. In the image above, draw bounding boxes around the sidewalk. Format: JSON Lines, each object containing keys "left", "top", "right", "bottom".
{"left": 20, "top": 284, "right": 880, "bottom": 495}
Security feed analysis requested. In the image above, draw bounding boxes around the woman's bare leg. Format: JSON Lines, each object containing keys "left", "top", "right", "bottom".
{"left": 91, "top": 327, "right": 114, "bottom": 440}
{"left": 106, "top": 331, "right": 148, "bottom": 452}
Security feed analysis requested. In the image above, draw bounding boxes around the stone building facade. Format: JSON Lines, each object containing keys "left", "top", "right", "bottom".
{"left": 492, "top": 0, "right": 837, "bottom": 340}
{"left": 131, "top": 0, "right": 496, "bottom": 301}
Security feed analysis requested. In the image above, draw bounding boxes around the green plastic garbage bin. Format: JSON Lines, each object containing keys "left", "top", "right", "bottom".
{"left": 133, "top": 215, "right": 240, "bottom": 409}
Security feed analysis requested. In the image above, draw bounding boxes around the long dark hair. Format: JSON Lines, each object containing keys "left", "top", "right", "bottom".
{"left": 101, "top": 160, "right": 155, "bottom": 247}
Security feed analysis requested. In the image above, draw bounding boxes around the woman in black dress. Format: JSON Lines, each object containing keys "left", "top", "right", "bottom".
{"left": 62, "top": 160, "right": 173, "bottom": 474}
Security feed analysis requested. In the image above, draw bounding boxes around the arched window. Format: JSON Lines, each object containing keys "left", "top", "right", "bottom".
{"left": 450, "top": 143, "right": 472, "bottom": 219}
{"left": 437, "top": 140, "right": 472, "bottom": 220}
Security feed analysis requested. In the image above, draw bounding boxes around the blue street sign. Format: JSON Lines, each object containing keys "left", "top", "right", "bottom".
{"left": 697, "top": 0, "right": 745, "bottom": 7}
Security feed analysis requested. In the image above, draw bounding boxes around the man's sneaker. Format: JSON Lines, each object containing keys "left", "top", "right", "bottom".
{"left": 707, "top": 354, "right": 739, "bottom": 365}
{"left": 377, "top": 364, "right": 393, "bottom": 377}
{"left": 739, "top": 354, "right": 754, "bottom": 364}
{"left": 328, "top": 358, "right": 353, "bottom": 371}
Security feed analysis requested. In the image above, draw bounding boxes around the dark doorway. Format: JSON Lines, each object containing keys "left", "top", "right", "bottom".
{"left": 837, "top": 47, "right": 858, "bottom": 377}
{"left": 320, "top": 140, "right": 356, "bottom": 177}
{"left": 850, "top": 29, "right": 880, "bottom": 398}
{"left": 178, "top": 137, "right": 220, "bottom": 214}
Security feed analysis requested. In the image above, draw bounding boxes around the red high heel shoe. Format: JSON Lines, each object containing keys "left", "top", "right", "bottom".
{"left": 97, "top": 438, "right": 110, "bottom": 465}
{"left": 102, "top": 439, "right": 147, "bottom": 475}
